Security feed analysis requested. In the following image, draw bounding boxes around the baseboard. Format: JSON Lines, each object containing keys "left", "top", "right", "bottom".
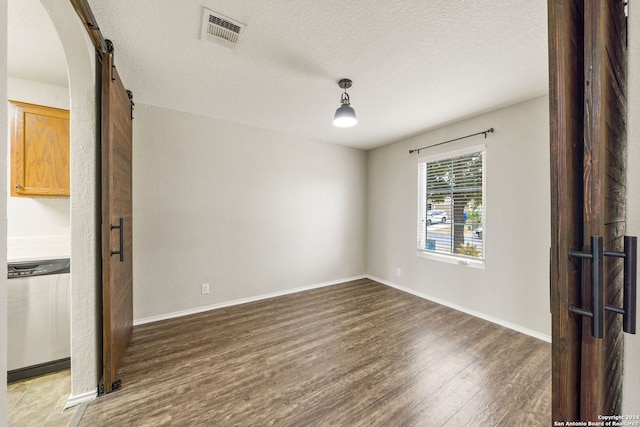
{"left": 368, "top": 275, "right": 552, "bottom": 343}
{"left": 133, "top": 274, "right": 550, "bottom": 342}
{"left": 65, "top": 390, "right": 96, "bottom": 410}
{"left": 134, "top": 275, "right": 368, "bottom": 326}
{"left": 8, "top": 357, "right": 70, "bottom": 383}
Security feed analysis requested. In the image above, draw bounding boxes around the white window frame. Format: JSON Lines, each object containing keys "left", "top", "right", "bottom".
{"left": 416, "top": 144, "right": 486, "bottom": 269}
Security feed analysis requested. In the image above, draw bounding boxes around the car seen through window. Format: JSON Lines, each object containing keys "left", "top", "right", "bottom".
{"left": 426, "top": 210, "right": 447, "bottom": 225}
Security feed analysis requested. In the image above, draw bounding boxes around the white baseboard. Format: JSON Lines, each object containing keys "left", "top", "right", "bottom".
{"left": 368, "top": 275, "right": 552, "bottom": 343}
{"left": 65, "top": 390, "right": 96, "bottom": 410}
{"left": 134, "top": 275, "right": 368, "bottom": 326}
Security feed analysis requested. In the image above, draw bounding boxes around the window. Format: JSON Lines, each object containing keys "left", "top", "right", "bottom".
{"left": 417, "top": 145, "right": 485, "bottom": 265}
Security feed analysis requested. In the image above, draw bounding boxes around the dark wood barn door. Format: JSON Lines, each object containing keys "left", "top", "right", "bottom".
{"left": 70, "top": 0, "right": 135, "bottom": 394}
{"left": 100, "top": 47, "right": 134, "bottom": 394}
{"left": 549, "top": 0, "right": 632, "bottom": 421}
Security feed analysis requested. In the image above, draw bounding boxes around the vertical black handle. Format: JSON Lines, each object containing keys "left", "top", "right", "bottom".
{"left": 569, "top": 236, "right": 605, "bottom": 338}
{"left": 591, "top": 236, "right": 604, "bottom": 339}
{"left": 110, "top": 218, "right": 125, "bottom": 262}
{"left": 624, "top": 236, "right": 637, "bottom": 334}
{"left": 571, "top": 235, "right": 638, "bottom": 338}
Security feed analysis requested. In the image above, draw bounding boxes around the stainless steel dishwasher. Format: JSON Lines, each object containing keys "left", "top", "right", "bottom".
{"left": 7, "top": 258, "right": 71, "bottom": 382}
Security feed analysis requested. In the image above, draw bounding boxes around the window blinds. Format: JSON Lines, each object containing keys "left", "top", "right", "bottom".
{"left": 417, "top": 146, "right": 485, "bottom": 260}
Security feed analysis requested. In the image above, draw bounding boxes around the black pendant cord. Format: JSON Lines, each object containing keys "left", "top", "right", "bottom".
{"left": 409, "top": 128, "right": 494, "bottom": 154}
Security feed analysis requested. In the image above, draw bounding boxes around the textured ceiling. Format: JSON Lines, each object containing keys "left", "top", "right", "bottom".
{"left": 8, "top": 0, "right": 549, "bottom": 150}
{"left": 7, "top": 0, "right": 68, "bottom": 87}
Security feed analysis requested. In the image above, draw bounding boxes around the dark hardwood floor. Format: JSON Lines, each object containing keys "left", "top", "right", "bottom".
{"left": 79, "top": 278, "right": 551, "bottom": 426}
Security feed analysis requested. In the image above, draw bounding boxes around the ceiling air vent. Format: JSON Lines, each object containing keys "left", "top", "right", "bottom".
{"left": 201, "top": 8, "right": 245, "bottom": 50}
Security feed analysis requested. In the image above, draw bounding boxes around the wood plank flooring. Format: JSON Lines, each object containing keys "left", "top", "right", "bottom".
{"left": 79, "top": 278, "right": 551, "bottom": 426}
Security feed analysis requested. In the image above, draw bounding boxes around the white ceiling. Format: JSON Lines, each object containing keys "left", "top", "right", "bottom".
{"left": 7, "top": 0, "right": 68, "bottom": 88}
{"left": 7, "top": 0, "right": 549, "bottom": 150}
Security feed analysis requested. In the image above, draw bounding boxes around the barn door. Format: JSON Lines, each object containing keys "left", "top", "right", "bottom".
{"left": 549, "top": 0, "right": 634, "bottom": 421}
{"left": 69, "top": 0, "right": 134, "bottom": 395}
{"left": 100, "top": 42, "right": 134, "bottom": 394}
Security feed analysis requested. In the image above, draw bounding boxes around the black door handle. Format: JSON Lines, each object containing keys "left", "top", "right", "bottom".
{"left": 110, "top": 218, "right": 125, "bottom": 262}
{"left": 602, "top": 236, "right": 637, "bottom": 334}
{"left": 569, "top": 236, "right": 604, "bottom": 338}
{"left": 623, "top": 236, "right": 637, "bottom": 334}
{"left": 569, "top": 236, "right": 637, "bottom": 338}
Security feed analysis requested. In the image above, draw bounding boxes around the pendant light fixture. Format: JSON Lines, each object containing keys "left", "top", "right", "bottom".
{"left": 333, "top": 78, "right": 357, "bottom": 127}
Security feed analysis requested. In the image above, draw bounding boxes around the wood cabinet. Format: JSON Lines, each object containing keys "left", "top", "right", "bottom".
{"left": 9, "top": 100, "right": 70, "bottom": 197}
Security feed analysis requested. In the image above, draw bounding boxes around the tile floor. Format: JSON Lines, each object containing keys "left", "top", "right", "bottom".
{"left": 8, "top": 369, "right": 77, "bottom": 426}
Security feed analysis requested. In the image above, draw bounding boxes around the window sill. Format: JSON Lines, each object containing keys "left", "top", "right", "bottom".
{"left": 417, "top": 250, "right": 485, "bottom": 269}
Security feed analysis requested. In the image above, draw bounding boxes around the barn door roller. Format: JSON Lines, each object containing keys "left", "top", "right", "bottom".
{"left": 569, "top": 236, "right": 637, "bottom": 338}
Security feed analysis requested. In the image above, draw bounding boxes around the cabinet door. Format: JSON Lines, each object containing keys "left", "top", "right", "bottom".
{"left": 10, "top": 101, "right": 70, "bottom": 197}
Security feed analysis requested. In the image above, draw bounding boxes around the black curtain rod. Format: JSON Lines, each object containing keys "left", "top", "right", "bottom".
{"left": 408, "top": 128, "right": 494, "bottom": 154}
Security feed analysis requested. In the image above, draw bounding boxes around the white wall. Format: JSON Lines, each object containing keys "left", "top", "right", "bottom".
{"left": 1, "top": 0, "right": 9, "bottom": 423}
{"left": 132, "top": 104, "right": 367, "bottom": 321}
{"left": 623, "top": 1, "right": 640, "bottom": 415}
{"left": 367, "top": 96, "right": 551, "bottom": 338}
{"left": 41, "top": 0, "right": 100, "bottom": 405}
{"left": 6, "top": 77, "right": 70, "bottom": 258}
{"left": 7, "top": 77, "right": 68, "bottom": 108}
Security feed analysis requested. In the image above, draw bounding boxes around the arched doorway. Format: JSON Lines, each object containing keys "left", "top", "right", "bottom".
{"left": 39, "top": 0, "right": 100, "bottom": 407}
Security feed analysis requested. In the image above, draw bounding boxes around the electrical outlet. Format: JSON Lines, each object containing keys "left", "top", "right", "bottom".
{"left": 396, "top": 268, "right": 402, "bottom": 277}
{"left": 201, "top": 283, "right": 210, "bottom": 295}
